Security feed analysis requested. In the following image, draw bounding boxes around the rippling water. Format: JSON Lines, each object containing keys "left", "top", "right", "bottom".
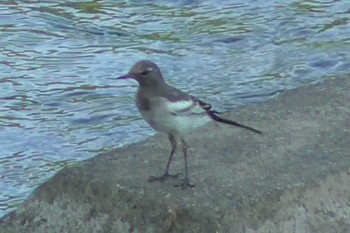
{"left": 0, "top": 0, "right": 349, "bottom": 217}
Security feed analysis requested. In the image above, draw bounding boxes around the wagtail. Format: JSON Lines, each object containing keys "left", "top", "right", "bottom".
{"left": 117, "top": 60, "right": 261, "bottom": 189}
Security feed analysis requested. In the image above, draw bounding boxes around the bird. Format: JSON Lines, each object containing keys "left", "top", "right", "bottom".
{"left": 116, "top": 60, "right": 262, "bottom": 189}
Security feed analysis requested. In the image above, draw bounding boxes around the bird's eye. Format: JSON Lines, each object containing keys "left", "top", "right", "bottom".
{"left": 141, "top": 70, "right": 149, "bottom": 75}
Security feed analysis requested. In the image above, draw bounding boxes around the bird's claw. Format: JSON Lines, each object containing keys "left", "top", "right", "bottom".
{"left": 148, "top": 172, "right": 179, "bottom": 183}
{"left": 174, "top": 177, "right": 195, "bottom": 190}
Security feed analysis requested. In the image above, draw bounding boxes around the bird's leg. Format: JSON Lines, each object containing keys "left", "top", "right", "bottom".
{"left": 175, "top": 138, "right": 195, "bottom": 189}
{"left": 148, "top": 134, "right": 179, "bottom": 182}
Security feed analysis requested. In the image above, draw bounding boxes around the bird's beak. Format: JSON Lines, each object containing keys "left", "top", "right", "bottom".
{"left": 116, "top": 74, "right": 130, "bottom": 80}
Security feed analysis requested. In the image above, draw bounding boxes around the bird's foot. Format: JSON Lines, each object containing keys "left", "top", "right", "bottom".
{"left": 174, "top": 177, "right": 195, "bottom": 190}
{"left": 148, "top": 172, "right": 179, "bottom": 183}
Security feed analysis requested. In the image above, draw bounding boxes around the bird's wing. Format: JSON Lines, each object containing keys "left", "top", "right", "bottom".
{"left": 163, "top": 96, "right": 208, "bottom": 116}
{"left": 159, "top": 84, "right": 262, "bottom": 134}
{"left": 157, "top": 84, "right": 206, "bottom": 116}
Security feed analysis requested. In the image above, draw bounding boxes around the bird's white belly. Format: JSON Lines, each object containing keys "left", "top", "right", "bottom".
{"left": 140, "top": 107, "right": 211, "bottom": 135}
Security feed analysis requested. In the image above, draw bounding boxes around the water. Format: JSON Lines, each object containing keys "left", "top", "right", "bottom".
{"left": 0, "top": 0, "right": 349, "bottom": 217}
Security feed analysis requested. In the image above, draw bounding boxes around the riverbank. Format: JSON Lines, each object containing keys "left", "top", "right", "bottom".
{"left": 1, "top": 74, "right": 350, "bottom": 233}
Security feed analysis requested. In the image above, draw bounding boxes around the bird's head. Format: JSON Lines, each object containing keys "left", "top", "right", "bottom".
{"left": 116, "top": 60, "right": 165, "bottom": 87}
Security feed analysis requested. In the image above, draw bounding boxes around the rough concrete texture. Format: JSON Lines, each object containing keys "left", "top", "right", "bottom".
{"left": 1, "top": 75, "right": 350, "bottom": 233}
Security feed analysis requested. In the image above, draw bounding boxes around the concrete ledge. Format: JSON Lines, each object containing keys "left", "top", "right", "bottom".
{"left": 1, "top": 75, "right": 350, "bottom": 233}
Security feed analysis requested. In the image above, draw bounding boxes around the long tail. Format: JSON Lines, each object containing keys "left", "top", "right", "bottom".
{"left": 197, "top": 99, "right": 262, "bottom": 134}
{"left": 207, "top": 111, "right": 262, "bottom": 134}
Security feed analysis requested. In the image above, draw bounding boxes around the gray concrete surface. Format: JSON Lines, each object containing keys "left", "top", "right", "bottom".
{"left": 1, "top": 74, "right": 350, "bottom": 233}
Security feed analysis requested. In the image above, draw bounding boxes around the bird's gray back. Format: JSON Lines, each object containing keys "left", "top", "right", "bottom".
{"left": 159, "top": 83, "right": 193, "bottom": 102}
